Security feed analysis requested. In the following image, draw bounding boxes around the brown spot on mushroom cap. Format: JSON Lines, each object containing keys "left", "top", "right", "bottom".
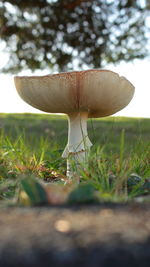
{"left": 14, "top": 69, "right": 135, "bottom": 118}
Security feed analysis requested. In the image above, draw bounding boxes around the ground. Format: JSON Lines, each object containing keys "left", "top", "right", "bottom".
{"left": 0, "top": 203, "right": 150, "bottom": 267}
{"left": 0, "top": 114, "right": 149, "bottom": 266}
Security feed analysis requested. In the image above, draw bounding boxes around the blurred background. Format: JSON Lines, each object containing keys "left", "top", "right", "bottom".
{"left": 0, "top": 0, "right": 150, "bottom": 117}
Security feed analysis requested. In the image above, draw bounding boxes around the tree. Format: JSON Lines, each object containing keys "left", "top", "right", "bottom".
{"left": 0, "top": 0, "right": 149, "bottom": 73}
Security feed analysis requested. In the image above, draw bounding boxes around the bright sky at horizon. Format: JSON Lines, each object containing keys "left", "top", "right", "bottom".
{"left": 0, "top": 58, "right": 150, "bottom": 118}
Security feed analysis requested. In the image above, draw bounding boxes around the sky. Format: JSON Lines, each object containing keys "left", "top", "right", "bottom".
{"left": 0, "top": 55, "right": 150, "bottom": 118}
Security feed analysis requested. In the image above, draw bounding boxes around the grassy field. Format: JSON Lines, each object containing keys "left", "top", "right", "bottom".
{"left": 0, "top": 113, "right": 149, "bottom": 206}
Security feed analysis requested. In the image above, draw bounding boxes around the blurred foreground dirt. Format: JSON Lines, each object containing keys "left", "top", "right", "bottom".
{"left": 0, "top": 203, "right": 150, "bottom": 267}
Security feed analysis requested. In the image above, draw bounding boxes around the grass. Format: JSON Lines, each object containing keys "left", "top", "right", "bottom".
{"left": 0, "top": 113, "right": 149, "bottom": 206}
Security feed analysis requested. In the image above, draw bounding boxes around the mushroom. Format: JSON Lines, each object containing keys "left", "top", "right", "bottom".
{"left": 14, "top": 69, "right": 135, "bottom": 181}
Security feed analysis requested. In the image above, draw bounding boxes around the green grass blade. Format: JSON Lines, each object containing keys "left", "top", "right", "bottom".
{"left": 119, "top": 129, "right": 125, "bottom": 172}
{"left": 21, "top": 177, "right": 48, "bottom": 205}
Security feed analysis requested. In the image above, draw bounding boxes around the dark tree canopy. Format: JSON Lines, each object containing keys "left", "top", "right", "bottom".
{"left": 0, "top": 0, "right": 150, "bottom": 73}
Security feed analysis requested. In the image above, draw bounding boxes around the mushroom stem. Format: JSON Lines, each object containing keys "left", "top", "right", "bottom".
{"left": 62, "top": 112, "right": 92, "bottom": 180}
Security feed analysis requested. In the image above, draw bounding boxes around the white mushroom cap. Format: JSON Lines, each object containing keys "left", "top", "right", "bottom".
{"left": 14, "top": 69, "right": 135, "bottom": 118}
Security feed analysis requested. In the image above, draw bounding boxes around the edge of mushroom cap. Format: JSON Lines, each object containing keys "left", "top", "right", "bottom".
{"left": 14, "top": 69, "right": 121, "bottom": 80}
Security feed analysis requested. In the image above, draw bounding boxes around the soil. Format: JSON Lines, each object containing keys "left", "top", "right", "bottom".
{"left": 0, "top": 203, "right": 150, "bottom": 267}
